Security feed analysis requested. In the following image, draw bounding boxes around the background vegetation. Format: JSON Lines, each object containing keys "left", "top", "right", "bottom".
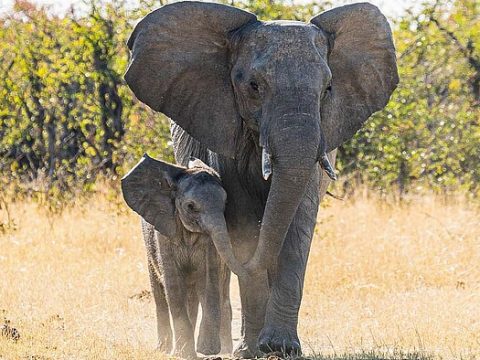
{"left": 1, "top": 2, "right": 479, "bottom": 359}
{"left": 0, "top": 0, "right": 479, "bottom": 205}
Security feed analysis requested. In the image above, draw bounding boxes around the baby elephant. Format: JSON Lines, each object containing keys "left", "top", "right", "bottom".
{"left": 122, "top": 154, "right": 246, "bottom": 359}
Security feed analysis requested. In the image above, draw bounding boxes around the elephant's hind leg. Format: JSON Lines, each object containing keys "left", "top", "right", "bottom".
{"left": 148, "top": 261, "right": 172, "bottom": 353}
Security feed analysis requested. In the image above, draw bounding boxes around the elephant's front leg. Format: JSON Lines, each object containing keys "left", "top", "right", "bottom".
{"left": 196, "top": 244, "right": 222, "bottom": 355}
{"left": 231, "top": 229, "right": 269, "bottom": 358}
{"left": 234, "top": 271, "right": 269, "bottom": 357}
{"left": 219, "top": 263, "right": 233, "bottom": 354}
{"left": 258, "top": 166, "right": 320, "bottom": 355}
{"left": 160, "top": 252, "right": 196, "bottom": 358}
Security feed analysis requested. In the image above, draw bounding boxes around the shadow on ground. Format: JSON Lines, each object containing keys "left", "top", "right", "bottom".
{"left": 229, "top": 351, "right": 432, "bottom": 360}
{"left": 308, "top": 352, "right": 431, "bottom": 360}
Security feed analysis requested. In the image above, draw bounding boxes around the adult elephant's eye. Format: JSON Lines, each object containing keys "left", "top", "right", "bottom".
{"left": 235, "top": 71, "right": 243, "bottom": 82}
{"left": 250, "top": 81, "right": 259, "bottom": 92}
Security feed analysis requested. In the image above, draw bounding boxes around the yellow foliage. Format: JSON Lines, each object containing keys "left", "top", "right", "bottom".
{"left": 448, "top": 78, "right": 462, "bottom": 91}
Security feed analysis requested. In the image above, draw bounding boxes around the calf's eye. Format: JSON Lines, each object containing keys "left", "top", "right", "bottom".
{"left": 323, "top": 81, "right": 332, "bottom": 99}
{"left": 185, "top": 201, "right": 198, "bottom": 212}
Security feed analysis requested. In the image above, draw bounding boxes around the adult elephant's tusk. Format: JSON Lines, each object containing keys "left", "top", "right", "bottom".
{"left": 320, "top": 153, "right": 337, "bottom": 181}
{"left": 262, "top": 147, "right": 272, "bottom": 180}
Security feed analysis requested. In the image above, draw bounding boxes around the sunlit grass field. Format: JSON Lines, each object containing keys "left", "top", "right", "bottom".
{"left": 1, "top": 189, "right": 479, "bottom": 359}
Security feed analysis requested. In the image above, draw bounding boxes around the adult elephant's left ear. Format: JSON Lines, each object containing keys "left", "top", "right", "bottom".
{"left": 311, "top": 3, "right": 399, "bottom": 152}
{"left": 125, "top": 2, "right": 257, "bottom": 158}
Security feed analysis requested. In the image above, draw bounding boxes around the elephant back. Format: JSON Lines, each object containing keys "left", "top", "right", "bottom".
{"left": 171, "top": 122, "right": 220, "bottom": 172}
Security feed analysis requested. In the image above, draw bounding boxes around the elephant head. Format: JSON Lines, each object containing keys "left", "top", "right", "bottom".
{"left": 121, "top": 154, "right": 247, "bottom": 277}
{"left": 125, "top": 2, "right": 398, "bottom": 272}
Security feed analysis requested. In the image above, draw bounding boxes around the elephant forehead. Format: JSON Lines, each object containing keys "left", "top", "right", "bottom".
{"left": 263, "top": 20, "right": 305, "bottom": 26}
{"left": 255, "top": 22, "right": 322, "bottom": 40}
{"left": 242, "top": 22, "right": 329, "bottom": 58}
{"left": 180, "top": 178, "right": 226, "bottom": 205}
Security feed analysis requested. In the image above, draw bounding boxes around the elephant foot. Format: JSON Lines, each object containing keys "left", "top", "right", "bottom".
{"left": 156, "top": 335, "right": 172, "bottom": 353}
{"left": 197, "top": 331, "right": 221, "bottom": 356}
{"left": 156, "top": 341, "right": 171, "bottom": 353}
{"left": 220, "top": 331, "right": 233, "bottom": 355}
{"left": 233, "top": 338, "right": 262, "bottom": 358}
{"left": 220, "top": 343, "right": 233, "bottom": 355}
{"left": 172, "top": 342, "right": 198, "bottom": 360}
{"left": 258, "top": 325, "right": 301, "bottom": 356}
{"left": 172, "top": 349, "right": 198, "bottom": 360}
{"left": 197, "top": 341, "right": 221, "bottom": 356}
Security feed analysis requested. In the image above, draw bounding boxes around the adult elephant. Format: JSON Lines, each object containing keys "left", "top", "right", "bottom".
{"left": 125, "top": 1, "right": 398, "bottom": 356}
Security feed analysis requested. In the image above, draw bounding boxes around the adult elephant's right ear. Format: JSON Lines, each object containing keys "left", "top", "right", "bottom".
{"left": 125, "top": 2, "right": 257, "bottom": 159}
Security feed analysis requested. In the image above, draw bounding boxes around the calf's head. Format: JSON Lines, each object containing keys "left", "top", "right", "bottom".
{"left": 121, "top": 155, "right": 247, "bottom": 277}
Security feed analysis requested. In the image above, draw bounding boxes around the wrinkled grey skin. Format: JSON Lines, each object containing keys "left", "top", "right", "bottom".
{"left": 121, "top": 155, "right": 240, "bottom": 358}
{"left": 125, "top": 1, "right": 398, "bottom": 356}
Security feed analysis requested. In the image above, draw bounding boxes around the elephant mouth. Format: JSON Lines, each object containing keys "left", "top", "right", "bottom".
{"left": 261, "top": 144, "right": 336, "bottom": 181}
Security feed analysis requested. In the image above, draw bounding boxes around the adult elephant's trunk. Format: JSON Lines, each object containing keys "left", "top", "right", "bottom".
{"left": 208, "top": 214, "right": 249, "bottom": 278}
{"left": 247, "top": 113, "right": 323, "bottom": 273}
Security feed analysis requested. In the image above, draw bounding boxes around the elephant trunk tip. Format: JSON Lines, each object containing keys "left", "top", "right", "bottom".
{"left": 209, "top": 221, "right": 251, "bottom": 279}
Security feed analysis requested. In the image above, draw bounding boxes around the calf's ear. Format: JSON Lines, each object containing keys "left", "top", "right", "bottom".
{"left": 121, "top": 154, "right": 185, "bottom": 237}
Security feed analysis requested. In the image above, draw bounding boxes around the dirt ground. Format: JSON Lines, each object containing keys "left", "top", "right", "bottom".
{"left": 0, "top": 191, "right": 479, "bottom": 359}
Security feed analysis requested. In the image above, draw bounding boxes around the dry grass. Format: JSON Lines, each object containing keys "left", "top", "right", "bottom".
{"left": 0, "top": 190, "right": 479, "bottom": 359}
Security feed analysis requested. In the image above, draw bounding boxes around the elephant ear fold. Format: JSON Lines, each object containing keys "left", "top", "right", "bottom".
{"left": 121, "top": 154, "right": 185, "bottom": 238}
{"left": 125, "top": 2, "right": 258, "bottom": 158}
{"left": 311, "top": 3, "right": 399, "bottom": 152}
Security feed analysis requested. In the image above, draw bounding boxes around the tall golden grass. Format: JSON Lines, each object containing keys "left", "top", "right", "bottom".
{"left": 0, "top": 190, "right": 479, "bottom": 359}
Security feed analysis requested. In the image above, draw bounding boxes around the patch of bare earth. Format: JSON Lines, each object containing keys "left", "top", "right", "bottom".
{"left": 0, "top": 192, "right": 478, "bottom": 359}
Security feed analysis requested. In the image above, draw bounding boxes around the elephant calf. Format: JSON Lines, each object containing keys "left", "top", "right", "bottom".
{"left": 121, "top": 155, "right": 246, "bottom": 358}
